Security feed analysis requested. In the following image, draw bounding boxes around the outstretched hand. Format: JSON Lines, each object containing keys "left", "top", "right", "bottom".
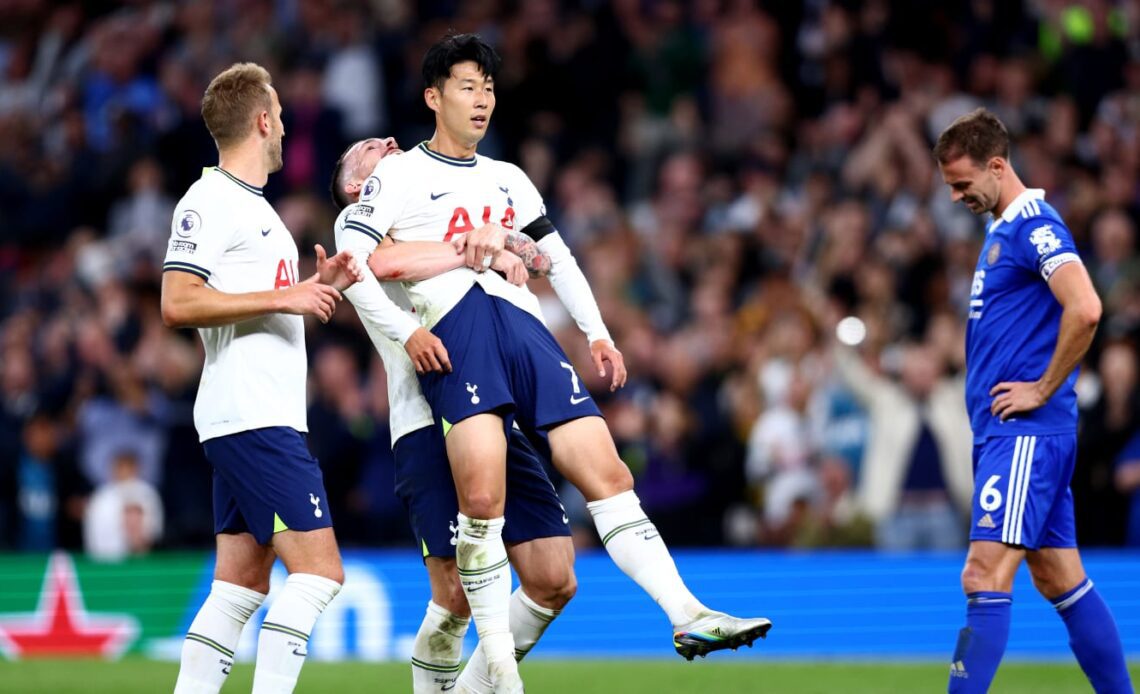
{"left": 590, "top": 339, "right": 627, "bottom": 392}
{"left": 315, "top": 243, "right": 365, "bottom": 291}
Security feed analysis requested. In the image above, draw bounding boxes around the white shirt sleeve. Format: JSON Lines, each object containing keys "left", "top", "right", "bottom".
{"left": 538, "top": 232, "right": 612, "bottom": 345}
{"left": 163, "top": 192, "right": 233, "bottom": 282}
{"left": 342, "top": 155, "right": 408, "bottom": 244}
{"left": 503, "top": 164, "right": 614, "bottom": 346}
{"left": 335, "top": 205, "right": 422, "bottom": 345}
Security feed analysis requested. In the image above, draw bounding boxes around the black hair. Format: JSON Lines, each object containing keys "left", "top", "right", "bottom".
{"left": 329, "top": 141, "right": 358, "bottom": 210}
{"left": 422, "top": 33, "right": 501, "bottom": 91}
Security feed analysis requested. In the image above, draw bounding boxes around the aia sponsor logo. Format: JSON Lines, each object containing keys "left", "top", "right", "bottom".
{"left": 274, "top": 259, "right": 298, "bottom": 290}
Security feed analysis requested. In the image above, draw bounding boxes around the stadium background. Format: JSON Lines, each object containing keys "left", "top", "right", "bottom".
{"left": 1, "top": 0, "right": 1140, "bottom": 691}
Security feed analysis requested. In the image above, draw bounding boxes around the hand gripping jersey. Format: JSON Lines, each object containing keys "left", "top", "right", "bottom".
{"left": 966, "top": 188, "right": 1083, "bottom": 442}
{"left": 163, "top": 167, "right": 307, "bottom": 442}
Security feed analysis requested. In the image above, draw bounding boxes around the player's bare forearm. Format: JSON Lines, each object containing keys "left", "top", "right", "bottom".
{"left": 369, "top": 240, "right": 465, "bottom": 282}
{"left": 1037, "top": 262, "right": 1101, "bottom": 398}
{"left": 505, "top": 231, "right": 551, "bottom": 277}
{"left": 1034, "top": 304, "right": 1099, "bottom": 399}
{"left": 161, "top": 272, "right": 284, "bottom": 328}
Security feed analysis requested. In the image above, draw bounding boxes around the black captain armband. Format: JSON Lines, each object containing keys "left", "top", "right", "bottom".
{"left": 520, "top": 216, "right": 555, "bottom": 242}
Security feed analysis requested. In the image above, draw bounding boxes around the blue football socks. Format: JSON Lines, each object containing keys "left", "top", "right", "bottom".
{"left": 948, "top": 591, "right": 1012, "bottom": 693}
{"left": 1052, "top": 578, "right": 1133, "bottom": 694}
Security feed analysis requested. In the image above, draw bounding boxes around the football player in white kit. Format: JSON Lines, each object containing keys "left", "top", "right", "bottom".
{"left": 162, "top": 63, "right": 364, "bottom": 694}
{"left": 333, "top": 34, "right": 771, "bottom": 693}
{"left": 332, "top": 137, "right": 576, "bottom": 694}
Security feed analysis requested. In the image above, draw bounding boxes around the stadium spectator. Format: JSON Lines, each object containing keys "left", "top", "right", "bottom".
{"left": 83, "top": 449, "right": 164, "bottom": 561}
{"left": 830, "top": 338, "right": 973, "bottom": 551}
{"left": 0, "top": 0, "right": 1137, "bottom": 555}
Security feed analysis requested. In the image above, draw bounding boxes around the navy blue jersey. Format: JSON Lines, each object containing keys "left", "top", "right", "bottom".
{"left": 965, "top": 189, "right": 1083, "bottom": 442}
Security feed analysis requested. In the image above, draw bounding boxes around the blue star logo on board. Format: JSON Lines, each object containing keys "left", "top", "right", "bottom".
{"left": 177, "top": 211, "right": 202, "bottom": 238}
{"left": 361, "top": 176, "right": 380, "bottom": 201}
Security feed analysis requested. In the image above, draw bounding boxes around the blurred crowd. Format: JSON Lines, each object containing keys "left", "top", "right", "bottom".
{"left": 2, "top": 0, "right": 1139, "bottom": 560}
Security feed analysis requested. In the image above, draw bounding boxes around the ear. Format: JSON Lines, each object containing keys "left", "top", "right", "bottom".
{"left": 424, "top": 86, "right": 441, "bottom": 114}
{"left": 345, "top": 179, "right": 362, "bottom": 196}
{"left": 988, "top": 156, "right": 1006, "bottom": 177}
{"left": 257, "top": 109, "right": 272, "bottom": 137}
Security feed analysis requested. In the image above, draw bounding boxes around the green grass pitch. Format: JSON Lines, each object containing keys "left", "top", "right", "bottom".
{"left": 0, "top": 659, "right": 1136, "bottom": 693}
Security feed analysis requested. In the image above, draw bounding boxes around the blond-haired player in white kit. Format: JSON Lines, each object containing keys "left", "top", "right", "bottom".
{"left": 161, "top": 62, "right": 364, "bottom": 694}
{"left": 333, "top": 34, "right": 771, "bottom": 693}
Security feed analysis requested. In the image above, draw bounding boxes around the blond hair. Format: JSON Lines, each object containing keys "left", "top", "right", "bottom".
{"left": 201, "top": 62, "right": 273, "bottom": 149}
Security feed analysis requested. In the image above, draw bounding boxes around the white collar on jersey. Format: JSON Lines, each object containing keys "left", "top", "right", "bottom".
{"left": 989, "top": 188, "right": 1045, "bottom": 233}
{"left": 998, "top": 188, "right": 1045, "bottom": 222}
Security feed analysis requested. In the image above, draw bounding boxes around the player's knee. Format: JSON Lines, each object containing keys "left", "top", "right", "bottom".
{"left": 243, "top": 576, "right": 271, "bottom": 595}
{"left": 594, "top": 459, "right": 633, "bottom": 498}
{"left": 524, "top": 566, "right": 577, "bottom": 611}
{"left": 324, "top": 566, "right": 346, "bottom": 585}
{"left": 458, "top": 492, "right": 504, "bottom": 520}
{"left": 440, "top": 580, "right": 471, "bottom": 617}
{"left": 218, "top": 566, "right": 271, "bottom": 594}
{"left": 1027, "top": 565, "right": 1073, "bottom": 600}
{"left": 960, "top": 558, "right": 996, "bottom": 594}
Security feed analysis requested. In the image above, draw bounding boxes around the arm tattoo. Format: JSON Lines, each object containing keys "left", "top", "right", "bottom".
{"left": 505, "top": 230, "right": 552, "bottom": 277}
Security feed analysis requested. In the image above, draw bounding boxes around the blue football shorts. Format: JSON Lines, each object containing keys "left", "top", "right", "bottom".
{"left": 393, "top": 422, "right": 570, "bottom": 559}
{"left": 202, "top": 426, "right": 333, "bottom": 545}
{"left": 969, "top": 433, "right": 1077, "bottom": 550}
{"left": 418, "top": 284, "right": 603, "bottom": 433}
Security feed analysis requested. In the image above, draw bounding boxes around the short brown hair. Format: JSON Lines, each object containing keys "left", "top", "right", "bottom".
{"left": 933, "top": 108, "right": 1010, "bottom": 166}
{"left": 201, "top": 63, "right": 273, "bottom": 149}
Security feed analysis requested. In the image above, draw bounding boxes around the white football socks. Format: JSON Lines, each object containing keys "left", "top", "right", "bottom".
{"left": 455, "top": 513, "right": 518, "bottom": 683}
{"left": 456, "top": 589, "right": 560, "bottom": 693}
{"left": 251, "top": 573, "right": 341, "bottom": 694}
{"left": 174, "top": 580, "right": 266, "bottom": 694}
{"left": 587, "top": 490, "right": 703, "bottom": 627}
{"left": 411, "top": 601, "right": 470, "bottom": 693}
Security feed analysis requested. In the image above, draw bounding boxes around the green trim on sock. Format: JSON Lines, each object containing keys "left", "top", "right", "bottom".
{"left": 411, "top": 657, "right": 461, "bottom": 673}
{"left": 260, "top": 621, "right": 309, "bottom": 642}
{"left": 456, "top": 557, "right": 509, "bottom": 577}
{"left": 185, "top": 632, "right": 235, "bottom": 658}
{"left": 601, "top": 518, "right": 653, "bottom": 546}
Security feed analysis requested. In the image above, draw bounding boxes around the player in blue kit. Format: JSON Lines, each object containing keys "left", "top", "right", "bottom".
{"left": 935, "top": 109, "right": 1132, "bottom": 693}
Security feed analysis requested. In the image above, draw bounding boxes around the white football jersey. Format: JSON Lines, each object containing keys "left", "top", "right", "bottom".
{"left": 340, "top": 142, "right": 546, "bottom": 328}
{"left": 164, "top": 167, "right": 307, "bottom": 442}
{"left": 333, "top": 206, "right": 433, "bottom": 446}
